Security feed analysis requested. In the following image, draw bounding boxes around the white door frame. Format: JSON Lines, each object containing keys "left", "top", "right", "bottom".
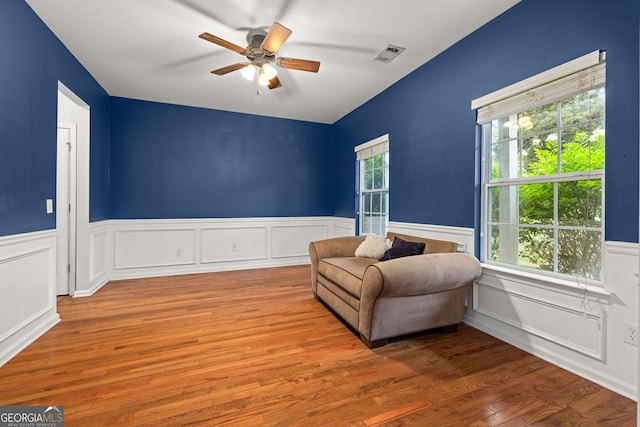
{"left": 56, "top": 123, "right": 77, "bottom": 295}
{"left": 58, "top": 82, "right": 89, "bottom": 296}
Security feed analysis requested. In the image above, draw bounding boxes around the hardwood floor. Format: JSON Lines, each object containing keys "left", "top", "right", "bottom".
{"left": 0, "top": 265, "right": 635, "bottom": 426}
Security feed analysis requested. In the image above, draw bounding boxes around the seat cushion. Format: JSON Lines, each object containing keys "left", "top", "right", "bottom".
{"left": 318, "top": 257, "right": 379, "bottom": 298}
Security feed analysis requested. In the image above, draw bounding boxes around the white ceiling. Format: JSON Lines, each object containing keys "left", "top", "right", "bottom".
{"left": 26, "top": 0, "right": 520, "bottom": 124}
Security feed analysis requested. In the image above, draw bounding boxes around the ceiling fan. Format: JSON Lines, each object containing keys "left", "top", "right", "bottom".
{"left": 199, "top": 22, "right": 320, "bottom": 90}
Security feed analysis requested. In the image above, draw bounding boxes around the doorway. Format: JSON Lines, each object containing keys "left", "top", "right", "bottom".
{"left": 56, "top": 123, "right": 77, "bottom": 296}
{"left": 57, "top": 82, "right": 89, "bottom": 297}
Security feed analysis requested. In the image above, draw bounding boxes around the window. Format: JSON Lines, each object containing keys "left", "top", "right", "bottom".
{"left": 355, "top": 135, "right": 389, "bottom": 236}
{"left": 474, "top": 52, "right": 605, "bottom": 281}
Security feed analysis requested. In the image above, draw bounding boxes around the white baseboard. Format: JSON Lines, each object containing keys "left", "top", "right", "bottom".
{"left": 0, "top": 312, "right": 60, "bottom": 368}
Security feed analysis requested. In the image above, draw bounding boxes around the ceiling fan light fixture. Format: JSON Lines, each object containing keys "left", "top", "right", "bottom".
{"left": 262, "top": 63, "right": 277, "bottom": 79}
{"left": 241, "top": 64, "right": 256, "bottom": 81}
{"left": 258, "top": 70, "right": 271, "bottom": 86}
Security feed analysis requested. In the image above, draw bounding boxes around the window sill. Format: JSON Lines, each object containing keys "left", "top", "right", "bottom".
{"left": 480, "top": 262, "right": 612, "bottom": 298}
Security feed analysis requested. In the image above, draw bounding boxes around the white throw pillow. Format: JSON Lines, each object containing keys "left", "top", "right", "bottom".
{"left": 355, "top": 234, "right": 392, "bottom": 259}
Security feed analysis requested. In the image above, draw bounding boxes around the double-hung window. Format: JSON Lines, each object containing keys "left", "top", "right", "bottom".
{"left": 355, "top": 135, "right": 389, "bottom": 236}
{"left": 473, "top": 51, "right": 606, "bottom": 281}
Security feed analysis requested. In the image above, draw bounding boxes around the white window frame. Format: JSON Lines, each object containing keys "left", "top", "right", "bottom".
{"left": 472, "top": 51, "right": 606, "bottom": 285}
{"left": 355, "top": 134, "right": 389, "bottom": 236}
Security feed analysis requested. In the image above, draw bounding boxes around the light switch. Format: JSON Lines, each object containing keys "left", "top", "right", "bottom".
{"left": 46, "top": 199, "right": 53, "bottom": 214}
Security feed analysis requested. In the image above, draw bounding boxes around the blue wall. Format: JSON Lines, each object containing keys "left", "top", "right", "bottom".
{"left": 3, "top": 0, "right": 639, "bottom": 244}
{"left": 331, "top": 0, "right": 639, "bottom": 243}
{"left": 110, "top": 98, "right": 332, "bottom": 219}
{"left": 0, "top": 1, "right": 110, "bottom": 237}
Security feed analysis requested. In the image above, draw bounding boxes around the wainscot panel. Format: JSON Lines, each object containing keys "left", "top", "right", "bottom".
{"left": 0, "top": 230, "right": 60, "bottom": 367}
{"left": 89, "top": 222, "right": 108, "bottom": 288}
{"left": 331, "top": 217, "right": 356, "bottom": 238}
{"left": 114, "top": 227, "right": 196, "bottom": 269}
{"left": 74, "top": 221, "right": 110, "bottom": 297}
{"left": 271, "top": 223, "right": 328, "bottom": 258}
{"left": 201, "top": 227, "right": 267, "bottom": 263}
{"left": 473, "top": 275, "right": 603, "bottom": 360}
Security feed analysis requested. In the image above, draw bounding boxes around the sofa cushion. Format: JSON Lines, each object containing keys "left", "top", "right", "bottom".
{"left": 355, "top": 234, "right": 391, "bottom": 259}
{"left": 386, "top": 232, "right": 456, "bottom": 254}
{"left": 318, "top": 257, "right": 379, "bottom": 298}
{"left": 379, "top": 237, "right": 426, "bottom": 261}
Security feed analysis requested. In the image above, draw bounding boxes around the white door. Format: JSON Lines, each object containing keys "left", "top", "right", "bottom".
{"left": 56, "top": 124, "right": 76, "bottom": 295}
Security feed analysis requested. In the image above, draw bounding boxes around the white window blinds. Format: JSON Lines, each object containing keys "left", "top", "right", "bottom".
{"left": 472, "top": 50, "right": 606, "bottom": 124}
{"left": 355, "top": 134, "right": 389, "bottom": 161}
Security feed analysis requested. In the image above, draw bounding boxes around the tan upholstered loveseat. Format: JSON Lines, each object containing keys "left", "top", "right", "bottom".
{"left": 309, "top": 232, "right": 482, "bottom": 347}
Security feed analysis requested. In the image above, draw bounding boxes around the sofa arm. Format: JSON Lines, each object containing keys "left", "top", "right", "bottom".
{"left": 358, "top": 253, "right": 481, "bottom": 343}
{"left": 309, "top": 236, "right": 365, "bottom": 295}
{"left": 370, "top": 253, "right": 482, "bottom": 298}
{"left": 358, "top": 253, "right": 481, "bottom": 340}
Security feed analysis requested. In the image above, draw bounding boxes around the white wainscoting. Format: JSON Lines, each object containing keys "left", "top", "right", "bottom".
{"left": 0, "top": 230, "right": 60, "bottom": 367}
{"left": 271, "top": 223, "right": 329, "bottom": 258}
{"left": 89, "top": 223, "right": 109, "bottom": 286}
{"left": 465, "top": 241, "right": 639, "bottom": 400}
{"left": 388, "top": 221, "right": 475, "bottom": 254}
{"left": 331, "top": 217, "right": 356, "bottom": 238}
{"left": 115, "top": 228, "right": 197, "bottom": 269}
{"left": 473, "top": 271, "right": 605, "bottom": 360}
{"left": 74, "top": 221, "right": 110, "bottom": 297}
{"left": 107, "top": 217, "right": 356, "bottom": 282}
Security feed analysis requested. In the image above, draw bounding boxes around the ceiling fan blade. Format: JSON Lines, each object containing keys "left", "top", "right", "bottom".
{"left": 277, "top": 58, "right": 320, "bottom": 73}
{"left": 211, "top": 63, "right": 249, "bottom": 75}
{"left": 199, "top": 32, "right": 245, "bottom": 54}
{"left": 261, "top": 22, "right": 292, "bottom": 54}
{"left": 267, "top": 76, "right": 282, "bottom": 90}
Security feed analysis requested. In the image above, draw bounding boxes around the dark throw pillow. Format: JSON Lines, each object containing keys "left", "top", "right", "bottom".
{"left": 379, "top": 237, "right": 426, "bottom": 261}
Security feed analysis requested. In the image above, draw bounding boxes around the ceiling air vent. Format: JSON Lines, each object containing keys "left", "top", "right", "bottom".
{"left": 373, "top": 45, "right": 405, "bottom": 63}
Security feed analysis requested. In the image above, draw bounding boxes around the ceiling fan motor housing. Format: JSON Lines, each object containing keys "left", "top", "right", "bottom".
{"left": 245, "top": 29, "right": 274, "bottom": 65}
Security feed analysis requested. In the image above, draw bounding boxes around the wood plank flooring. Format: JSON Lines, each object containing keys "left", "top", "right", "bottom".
{"left": 0, "top": 265, "right": 636, "bottom": 426}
